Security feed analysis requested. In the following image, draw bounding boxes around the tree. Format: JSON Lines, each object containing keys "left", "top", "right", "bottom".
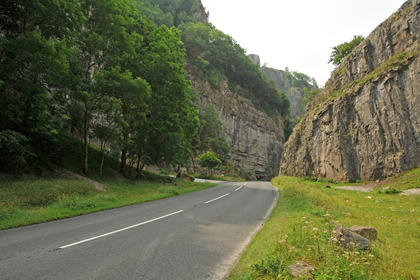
{"left": 0, "top": 0, "right": 82, "bottom": 173}
{"left": 329, "top": 35, "right": 365, "bottom": 66}
{"left": 195, "top": 104, "right": 230, "bottom": 161}
{"left": 197, "top": 151, "right": 221, "bottom": 175}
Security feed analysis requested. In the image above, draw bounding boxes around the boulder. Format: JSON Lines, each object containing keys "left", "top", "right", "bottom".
{"left": 347, "top": 226, "right": 378, "bottom": 240}
{"left": 333, "top": 226, "right": 370, "bottom": 250}
{"left": 288, "top": 261, "right": 314, "bottom": 277}
{"left": 176, "top": 173, "right": 195, "bottom": 182}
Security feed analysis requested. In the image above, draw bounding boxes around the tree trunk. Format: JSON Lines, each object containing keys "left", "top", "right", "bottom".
{"left": 120, "top": 128, "right": 129, "bottom": 177}
{"left": 82, "top": 108, "right": 89, "bottom": 175}
{"left": 100, "top": 142, "right": 105, "bottom": 176}
{"left": 136, "top": 162, "right": 146, "bottom": 178}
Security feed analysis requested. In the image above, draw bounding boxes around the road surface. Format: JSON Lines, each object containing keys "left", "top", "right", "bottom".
{"left": 0, "top": 181, "right": 278, "bottom": 280}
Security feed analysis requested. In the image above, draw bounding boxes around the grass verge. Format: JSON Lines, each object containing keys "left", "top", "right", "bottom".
{"left": 228, "top": 170, "right": 420, "bottom": 279}
{"left": 0, "top": 175, "right": 216, "bottom": 230}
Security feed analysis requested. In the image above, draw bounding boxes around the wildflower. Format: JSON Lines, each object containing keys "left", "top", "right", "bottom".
{"left": 279, "top": 239, "right": 286, "bottom": 244}
{"left": 284, "top": 235, "right": 288, "bottom": 238}
{"left": 354, "top": 251, "right": 360, "bottom": 255}
{"left": 302, "top": 217, "right": 307, "bottom": 219}
{"left": 323, "top": 214, "right": 331, "bottom": 217}
{"left": 346, "top": 213, "right": 351, "bottom": 216}
{"left": 313, "top": 228, "right": 319, "bottom": 231}
{"left": 390, "top": 207, "right": 395, "bottom": 211}
{"left": 303, "top": 226, "right": 307, "bottom": 229}
{"left": 335, "top": 221, "right": 340, "bottom": 223}
{"left": 365, "top": 262, "right": 370, "bottom": 265}
{"left": 368, "top": 254, "right": 374, "bottom": 258}
{"left": 410, "top": 209, "right": 416, "bottom": 213}
{"left": 305, "top": 221, "right": 310, "bottom": 224}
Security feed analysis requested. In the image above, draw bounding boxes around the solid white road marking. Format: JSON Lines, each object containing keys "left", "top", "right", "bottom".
{"left": 59, "top": 210, "right": 184, "bottom": 249}
{"left": 204, "top": 193, "right": 230, "bottom": 204}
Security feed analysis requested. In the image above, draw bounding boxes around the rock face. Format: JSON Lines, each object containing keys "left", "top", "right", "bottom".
{"left": 192, "top": 0, "right": 208, "bottom": 23}
{"left": 248, "top": 57, "right": 305, "bottom": 119}
{"left": 281, "top": 1, "right": 420, "bottom": 181}
{"left": 190, "top": 77, "right": 284, "bottom": 179}
{"left": 248, "top": 54, "right": 261, "bottom": 67}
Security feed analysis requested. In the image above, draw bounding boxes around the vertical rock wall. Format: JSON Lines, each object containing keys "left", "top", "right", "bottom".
{"left": 190, "top": 77, "right": 284, "bottom": 179}
{"left": 281, "top": 1, "right": 420, "bottom": 181}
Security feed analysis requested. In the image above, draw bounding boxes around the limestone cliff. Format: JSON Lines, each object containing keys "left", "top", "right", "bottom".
{"left": 248, "top": 56, "right": 305, "bottom": 118}
{"left": 281, "top": 0, "right": 420, "bottom": 181}
{"left": 190, "top": 76, "right": 284, "bottom": 179}
{"left": 192, "top": 0, "right": 208, "bottom": 23}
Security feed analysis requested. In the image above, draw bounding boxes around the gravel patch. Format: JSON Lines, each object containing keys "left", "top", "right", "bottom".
{"left": 335, "top": 186, "right": 374, "bottom": 192}
{"left": 401, "top": 189, "right": 420, "bottom": 196}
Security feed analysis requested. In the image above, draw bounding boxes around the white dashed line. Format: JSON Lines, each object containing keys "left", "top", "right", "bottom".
{"left": 235, "top": 186, "right": 243, "bottom": 192}
{"left": 204, "top": 193, "right": 230, "bottom": 204}
{"left": 59, "top": 210, "right": 184, "bottom": 249}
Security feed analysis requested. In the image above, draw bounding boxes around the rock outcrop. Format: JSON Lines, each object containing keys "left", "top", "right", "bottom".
{"left": 190, "top": 77, "right": 284, "bottom": 179}
{"left": 248, "top": 57, "right": 305, "bottom": 119}
{"left": 192, "top": 0, "right": 208, "bottom": 23}
{"left": 281, "top": 1, "right": 420, "bottom": 181}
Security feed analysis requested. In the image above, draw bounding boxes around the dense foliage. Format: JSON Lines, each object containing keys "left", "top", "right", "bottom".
{"left": 132, "top": 0, "right": 207, "bottom": 27}
{"left": 329, "top": 35, "right": 365, "bottom": 66}
{"left": 0, "top": 0, "right": 198, "bottom": 177}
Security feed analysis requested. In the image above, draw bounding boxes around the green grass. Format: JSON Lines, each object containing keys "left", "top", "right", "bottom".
{"left": 0, "top": 138, "right": 217, "bottom": 230}
{"left": 0, "top": 175, "right": 216, "bottom": 230}
{"left": 228, "top": 171, "right": 420, "bottom": 279}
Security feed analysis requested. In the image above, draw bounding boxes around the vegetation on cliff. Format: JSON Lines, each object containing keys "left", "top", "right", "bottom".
{"left": 328, "top": 35, "right": 365, "bottom": 66}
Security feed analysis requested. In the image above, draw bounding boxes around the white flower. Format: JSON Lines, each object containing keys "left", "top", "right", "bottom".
{"left": 312, "top": 228, "right": 319, "bottom": 231}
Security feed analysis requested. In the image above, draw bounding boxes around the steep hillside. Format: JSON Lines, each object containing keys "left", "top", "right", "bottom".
{"left": 281, "top": 0, "right": 420, "bottom": 181}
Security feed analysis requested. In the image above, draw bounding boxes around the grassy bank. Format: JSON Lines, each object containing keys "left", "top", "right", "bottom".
{"left": 0, "top": 137, "right": 217, "bottom": 230}
{"left": 228, "top": 170, "right": 420, "bottom": 279}
{"left": 0, "top": 174, "right": 216, "bottom": 230}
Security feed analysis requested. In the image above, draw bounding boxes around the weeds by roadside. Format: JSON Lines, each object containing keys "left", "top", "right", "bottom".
{"left": 228, "top": 173, "right": 420, "bottom": 279}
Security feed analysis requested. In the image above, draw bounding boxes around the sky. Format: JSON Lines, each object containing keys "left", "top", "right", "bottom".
{"left": 200, "top": 0, "right": 406, "bottom": 87}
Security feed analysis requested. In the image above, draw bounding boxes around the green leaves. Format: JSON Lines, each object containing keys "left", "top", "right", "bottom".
{"left": 329, "top": 35, "right": 365, "bottom": 66}
{"left": 1, "top": 0, "right": 199, "bottom": 177}
{"left": 197, "top": 151, "right": 222, "bottom": 169}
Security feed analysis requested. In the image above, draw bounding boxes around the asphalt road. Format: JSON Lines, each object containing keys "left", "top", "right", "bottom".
{"left": 0, "top": 181, "right": 278, "bottom": 280}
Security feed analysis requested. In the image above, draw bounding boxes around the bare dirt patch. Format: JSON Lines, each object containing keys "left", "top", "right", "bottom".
{"left": 107, "top": 168, "right": 131, "bottom": 182}
{"left": 335, "top": 180, "right": 387, "bottom": 192}
{"left": 401, "top": 188, "right": 420, "bottom": 196}
{"left": 335, "top": 179, "right": 420, "bottom": 196}
{"left": 55, "top": 166, "right": 106, "bottom": 191}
